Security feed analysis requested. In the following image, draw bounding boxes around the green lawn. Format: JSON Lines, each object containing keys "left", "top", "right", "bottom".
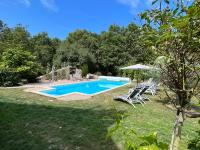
{"left": 0, "top": 85, "right": 199, "bottom": 150}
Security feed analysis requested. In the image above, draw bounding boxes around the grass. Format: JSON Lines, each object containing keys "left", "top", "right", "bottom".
{"left": 0, "top": 85, "right": 199, "bottom": 150}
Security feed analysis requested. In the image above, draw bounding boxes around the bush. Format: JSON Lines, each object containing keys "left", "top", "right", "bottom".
{"left": 57, "top": 68, "right": 70, "bottom": 80}
{"left": 21, "top": 79, "right": 28, "bottom": 84}
{"left": 0, "top": 47, "right": 42, "bottom": 84}
{"left": 45, "top": 73, "right": 51, "bottom": 80}
{"left": 95, "top": 71, "right": 102, "bottom": 76}
{"left": 57, "top": 69, "right": 66, "bottom": 80}
{"left": 188, "top": 122, "right": 200, "bottom": 149}
{"left": 107, "top": 113, "right": 168, "bottom": 150}
{"left": 81, "top": 64, "right": 89, "bottom": 77}
{"left": 0, "top": 68, "right": 21, "bottom": 86}
{"left": 107, "top": 72, "right": 112, "bottom": 76}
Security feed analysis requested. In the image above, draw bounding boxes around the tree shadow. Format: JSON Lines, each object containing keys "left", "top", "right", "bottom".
{"left": 0, "top": 101, "right": 124, "bottom": 150}
{"left": 154, "top": 96, "right": 174, "bottom": 105}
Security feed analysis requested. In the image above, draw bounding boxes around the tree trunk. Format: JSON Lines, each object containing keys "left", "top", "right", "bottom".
{"left": 52, "top": 65, "right": 55, "bottom": 82}
{"left": 169, "top": 109, "right": 185, "bottom": 150}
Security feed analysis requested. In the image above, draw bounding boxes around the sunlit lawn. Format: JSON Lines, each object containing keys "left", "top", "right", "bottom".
{"left": 0, "top": 85, "right": 199, "bottom": 150}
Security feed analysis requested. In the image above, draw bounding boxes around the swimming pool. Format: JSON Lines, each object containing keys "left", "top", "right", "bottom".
{"left": 40, "top": 79, "right": 129, "bottom": 97}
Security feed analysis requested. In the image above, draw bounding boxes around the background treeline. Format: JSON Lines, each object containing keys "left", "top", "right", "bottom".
{"left": 0, "top": 20, "right": 155, "bottom": 86}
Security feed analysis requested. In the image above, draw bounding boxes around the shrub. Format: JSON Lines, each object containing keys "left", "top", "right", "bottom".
{"left": 0, "top": 47, "right": 42, "bottom": 84}
{"left": 107, "top": 72, "right": 112, "bottom": 76}
{"left": 108, "top": 113, "right": 168, "bottom": 150}
{"left": 21, "top": 79, "right": 28, "bottom": 84}
{"left": 81, "top": 64, "right": 89, "bottom": 77}
{"left": 95, "top": 71, "right": 102, "bottom": 76}
{"left": 0, "top": 68, "right": 21, "bottom": 86}
{"left": 188, "top": 121, "right": 200, "bottom": 149}
{"left": 57, "top": 69, "right": 66, "bottom": 80}
{"left": 45, "top": 73, "right": 51, "bottom": 80}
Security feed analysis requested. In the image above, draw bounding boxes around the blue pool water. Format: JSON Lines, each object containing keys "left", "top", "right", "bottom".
{"left": 40, "top": 79, "right": 128, "bottom": 97}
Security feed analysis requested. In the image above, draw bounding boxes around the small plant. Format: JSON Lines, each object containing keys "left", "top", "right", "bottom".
{"left": 0, "top": 68, "right": 21, "bottom": 86}
{"left": 81, "top": 64, "right": 89, "bottom": 77}
{"left": 45, "top": 73, "right": 51, "bottom": 80}
{"left": 188, "top": 118, "right": 200, "bottom": 150}
{"left": 107, "top": 113, "right": 168, "bottom": 150}
{"left": 95, "top": 71, "right": 102, "bottom": 76}
{"left": 57, "top": 69, "right": 66, "bottom": 80}
{"left": 188, "top": 130, "right": 200, "bottom": 150}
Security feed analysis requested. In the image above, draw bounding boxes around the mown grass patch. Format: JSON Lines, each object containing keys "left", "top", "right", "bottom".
{"left": 0, "top": 86, "right": 199, "bottom": 150}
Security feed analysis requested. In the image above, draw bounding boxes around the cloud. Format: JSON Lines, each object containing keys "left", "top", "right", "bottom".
{"left": 40, "top": 0, "right": 58, "bottom": 12}
{"left": 18, "top": 0, "right": 31, "bottom": 7}
{"left": 117, "top": 0, "right": 140, "bottom": 8}
{"left": 117, "top": 0, "right": 155, "bottom": 15}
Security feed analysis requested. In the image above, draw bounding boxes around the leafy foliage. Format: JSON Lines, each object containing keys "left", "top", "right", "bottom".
{"left": 140, "top": 0, "right": 200, "bottom": 149}
{"left": 0, "top": 20, "right": 61, "bottom": 85}
{"left": 188, "top": 109, "right": 200, "bottom": 150}
{"left": 188, "top": 129, "right": 200, "bottom": 149}
{"left": 81, "top": 64, "right": 89, "bottom": 77}
{"left": 0, "top": 68, "right": 21, "bottom": 86}
{"left": 0, "top": 47, "right": 41, "bottom": 84}
{"left": 0, "top": 24, "right": 31, "bottom": 57}
{"left": 107, "top": 114, "right": 168, "bottom": 150}
{"left": 31, "top": 32, "right": 60, "bottom": 68}
{"left": 54, "top": 41, "right": 96, "bottom": 70}
{"left": 0, "top": 19, "right": 156, "bottom": 82}
{"left": 54, "top": 24, "right": 155, "bottom": 75}
{"left": 141, "top": 0, "right": 200, "bottom": 108}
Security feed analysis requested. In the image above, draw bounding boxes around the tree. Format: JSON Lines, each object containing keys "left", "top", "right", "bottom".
{"left": 54, "top": 30, "right": 97, "bottom": 72}
{"left": 98, "top": 24, "right": 155, "bottom": 74}
{"left": 141, "top": 0, "right": 200, "bottom": 149}
{"left": 31, "top": 32, "right": 60, "bottom": 69}
{"left": 125, "top": 23, "right": 155, "bottom": 64}
{"left": 0, "top": 46, "right": 41, "bottom": 83}
{"left": 54, "top": 41, "right": 96, "bottom": 70}
{"left": 65, "top": 29, "right": 99, "bottom": 70}
{"left": 0, "top": 22, "right": 31, "bottom": 58}
{"left": 98, "top": 25, "right": 129, "bottom": 74}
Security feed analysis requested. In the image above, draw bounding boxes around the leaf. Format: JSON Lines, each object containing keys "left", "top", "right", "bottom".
{"left": 191, "top": 96, "right": 199, "bottom": 102}
{"left": 138, "top": 144, "right": 159, "bottom": 150}
{"left": 139, "top": 132, "right": 158, "bottom": 144}
{"left": 147, "top": 18, "right": 151, "bottom": 24}
{"left": 154, "top": 56, "right": 168, "bottom": 66}
{"left": 107, "top": 124, "right": 120, "bottom": 139}
{"left": 158, "top": 142, "right": 169, "bottom": 149}
{"left": 160, "top": 24, "right": 169, "bottom": 30}
{"left": 152, "top": 0, "right": 158, "bottom": 5}
{"left": 164, "top": 0, "right": 169, "bottom": 4}
{"left": 141, "top": 12, "right": 148, "bottom": 19}
{"left": 173, "top": 7, "right": 179, "bottom": 15}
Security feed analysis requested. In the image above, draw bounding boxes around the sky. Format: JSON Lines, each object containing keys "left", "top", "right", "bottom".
{"left": 0, "top": 0, "right": 154, "bottom": 39}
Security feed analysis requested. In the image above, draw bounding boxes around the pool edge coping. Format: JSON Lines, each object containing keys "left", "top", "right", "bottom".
{"left": 31, "top": 80, "right": 131, "bottom": 98}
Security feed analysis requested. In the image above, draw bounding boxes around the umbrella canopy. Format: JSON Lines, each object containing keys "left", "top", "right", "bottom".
{"left": 120, "top": 64, "right": 156, "bottom": 70}
{"left": 120, "top": 64, "right": 158, "bottom": 85}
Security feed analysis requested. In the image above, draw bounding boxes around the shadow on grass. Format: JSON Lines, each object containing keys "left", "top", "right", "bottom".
{"left": 0, "top": 101, "right": 123, "bottom": 150}
{"left": 154, "top": 94, "right": 174, "bottom": 105}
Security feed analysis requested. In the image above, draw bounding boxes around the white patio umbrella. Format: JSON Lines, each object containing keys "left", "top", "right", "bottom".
{"left": 120, "top": 64, "right": 158, "bottom": 84}
{"left": 120, "top": 64, "right": 156, "bottom": 70}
